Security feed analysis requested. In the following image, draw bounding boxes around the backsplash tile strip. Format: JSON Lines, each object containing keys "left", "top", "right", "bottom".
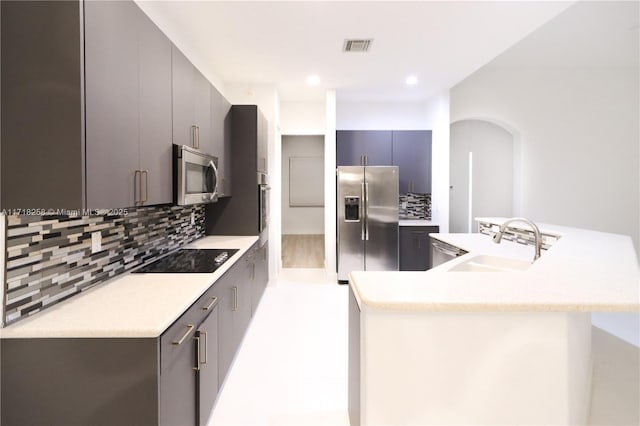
{"left": 477, "top": 221, "right": 560, "bottom": 251}
{"left": 3, "top": 204, "right": 205, "bottom": 325}
{"left": 399, "top": 192, "right": 431, "bottom": 220}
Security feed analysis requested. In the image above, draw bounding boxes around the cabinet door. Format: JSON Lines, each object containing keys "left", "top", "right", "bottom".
{"left": 257, "top": 111, "right": 268, "bottom": 173}
{"left": 85, "top": 0, "right": 139, "bottom": 209}
{"left": 336, "top": 131, "right": 392, "bottom": 166}
{"left": 197, "top": 307, "right": 219, "bottom": 426}
{"left": 252, "top": 243, "right": 268, "bottom": 316}
{"left": 399, "top": 226, "right": 438, "bottom": 271}
{"left": 217, "top": 269, "right": 236, "bottom": 383}
{"left": 171, "top": 46, "right": 196, "bottom": 148}
{"left": 194, "top": 70, "right": 212, "bottom": 152}
{"left": 392, "top": 131, "right": 432, "bottom": 194}
{"left": 138, "top": 8, "right": 172, "bottom": 205}
{"left": 233, "top": 260, "right": 253, "bottom": 346}
{"left": 210, "top": 86, "right": 232, "bottom": 197}
{"left": 0, "top": 0, "right": 84, "bottom": 210}
{"left": 160, "top": 318, "right": 198, "bottom": 426}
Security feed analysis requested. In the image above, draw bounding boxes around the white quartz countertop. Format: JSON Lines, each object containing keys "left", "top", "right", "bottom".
{"left": 0, "top": 236, "right": 259, "bottom": 339}
{"left": 399, "top": 219, "right": 438, "bottom": 227}
{"left": 350, "top": 219, "right": 640, "bottom": 312}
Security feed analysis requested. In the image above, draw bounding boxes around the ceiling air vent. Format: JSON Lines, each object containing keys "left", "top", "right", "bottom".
{"left": 343, "top": 39, "right": 373, "bottom": 53}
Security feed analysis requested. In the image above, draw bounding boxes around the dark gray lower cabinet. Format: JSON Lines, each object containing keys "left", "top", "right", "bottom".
{"left": 1, "top": 242, "right": 262, "bottom": 426}
{"left": 197, "top": 304, "right": 220, "bottom": 426}
{"left": 348, "top": 285, "right": 361, "bottom": 426}
{"left": 399, "top": 225, "right": 439, "bottom": 271}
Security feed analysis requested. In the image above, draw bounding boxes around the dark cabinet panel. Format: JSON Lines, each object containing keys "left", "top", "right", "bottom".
{"left": 138, "top": 9, "right": 173, "bottom": 205}
{"left": 1, "top": 0, "right": 84, "bottom": 209}
{"left": 85, "top": 1, "right": 173, "bottom": 208}
{"left": 210, "top": 86, "right": 233, "bottom": 197}
{"left": 197, "top": 306, "right": 219, "bottom": 426}
{"left": 84, "top": 0, "right": 140, "bottom": 209}
{"left": 171, "top": 47, "right": 212, "bottom": 153}
{"left": 206, "top": 105, "right": 268, "bottom": 241}
{"left": 2, "top": 338, "right": 159, "bottom": 426}
{"left": 217, "top": 268, "right": 236, "bottom": 382}
{"left": 392, "top": 131, "right": 432, "bottom": 194}
{"left": 252, "top": 242, "right": 269, "bottom": 316}
{"left": 171, "top": 47, "right": 196, "bottom": 148}
{"left": 336, "top": 130, "right": 392, "bottom": 166}
{"left": 399, "top": 225, "right": 439, "bottom": 271}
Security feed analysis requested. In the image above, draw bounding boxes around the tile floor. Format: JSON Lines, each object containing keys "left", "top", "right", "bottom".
{"left": 208, "top": 268, "right": 639, "bottom": 426}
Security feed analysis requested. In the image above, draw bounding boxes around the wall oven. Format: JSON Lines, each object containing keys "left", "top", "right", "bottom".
{"left": 258, "top": 172, "right": 270, "bottom": 233}
{"left": 174, "top": 144, "right": 219, "bottom": 206}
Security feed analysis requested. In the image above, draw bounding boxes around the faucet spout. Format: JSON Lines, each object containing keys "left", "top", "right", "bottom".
{"left": 492, "top": 217, "right": 542, "bottom": 262}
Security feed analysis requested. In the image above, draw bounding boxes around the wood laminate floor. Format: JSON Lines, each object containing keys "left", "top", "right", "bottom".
{"left": 281, "top": 234, "right": 324, "bottom": 268}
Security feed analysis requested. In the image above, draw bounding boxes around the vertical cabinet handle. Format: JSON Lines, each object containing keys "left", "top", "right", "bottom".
{"left": 142, "top": 170, "right": 149, "bottom": 203}
{"left": 232, "top": 286, "right": 238, "bottom": 311}
{"left": 191, "top": 125, "right": 198, "bottom": 149}
{"left": 196, "top": 126, "right": 200, "bottom": 149}
{"left": 201, "top": 331, "right": 208, "bottom": 365}
{"left": 193, "top": 335, "right": 201, "bottom": 371}
{"left": 134, "top": 170, "right": 141, "bottom": 205}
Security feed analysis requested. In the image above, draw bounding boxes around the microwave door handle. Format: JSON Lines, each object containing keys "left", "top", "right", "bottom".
{"left": 208, "top": 160, "right": 219, "bottom": 200}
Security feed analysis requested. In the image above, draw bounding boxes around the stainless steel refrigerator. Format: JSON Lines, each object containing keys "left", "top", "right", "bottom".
{"left": 337, "top": 166, "right": 399, "bottom": 282}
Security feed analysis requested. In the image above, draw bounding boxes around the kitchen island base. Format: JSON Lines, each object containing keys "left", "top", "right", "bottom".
{"left": 349, "top": 300, "right": 592, "bottom": 425}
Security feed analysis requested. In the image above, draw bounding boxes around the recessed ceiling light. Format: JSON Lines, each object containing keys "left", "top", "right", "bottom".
{"left": 406, "top": 76, "right": 418, "bottom": 86}
{"left": 306, "top": 75, "right": 320, "bottom": 86}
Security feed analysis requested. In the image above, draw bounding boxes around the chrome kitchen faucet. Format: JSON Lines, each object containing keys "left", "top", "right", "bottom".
{"left": 492, "top": 218, "right": 543, "bottom": 262}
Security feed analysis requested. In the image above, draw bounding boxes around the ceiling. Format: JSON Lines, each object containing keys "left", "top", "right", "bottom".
{"left": 138, "top": 1, "right": 575, "bottom": 102}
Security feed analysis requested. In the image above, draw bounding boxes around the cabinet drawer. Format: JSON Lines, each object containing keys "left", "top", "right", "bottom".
{"left": 160, "top": 285, "right": 220, "bottom": 373}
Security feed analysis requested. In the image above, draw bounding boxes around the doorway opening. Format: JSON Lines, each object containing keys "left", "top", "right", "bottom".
{"left": 281, "top": 135, "right": 325, "bottom": 268}
{"left": 449, "top": 119, "right": 516, "bottom": 233}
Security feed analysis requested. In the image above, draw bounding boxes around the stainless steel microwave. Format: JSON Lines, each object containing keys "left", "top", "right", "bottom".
{"left": 173, "top": 144, "right": 219, "bottom": 206}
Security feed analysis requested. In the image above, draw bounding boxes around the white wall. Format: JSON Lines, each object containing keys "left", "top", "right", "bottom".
{"left": 450, "top": 1, "right": 639, "bottom": 346}
{"left": 280, "top": 101, "right": 325, "bottom": 135}
{"left": 224, "top": 83, "right": 281, "bottom": 280}
{"left": 423, "top": 92, "right": 451, "bottom": 232}
{"left": 336, "top": 101, "right": 429, "bottom": 130}
{"left": 325, "top": 91, "right": 337, "bottom": 280}
{"left": 281, "top": 136, "right": 324, "bottom": 235}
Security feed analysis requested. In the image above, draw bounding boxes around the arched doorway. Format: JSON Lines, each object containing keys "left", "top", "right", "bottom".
{"left": 449, "top": 119, "right": 516, "bottom": 233}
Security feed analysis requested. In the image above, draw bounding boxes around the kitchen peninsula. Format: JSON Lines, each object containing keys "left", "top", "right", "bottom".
{"left": 348, "top": 218, "right": 640, "bottom": 426}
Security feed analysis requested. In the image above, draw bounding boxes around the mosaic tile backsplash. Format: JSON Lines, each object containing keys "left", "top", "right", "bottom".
{"left": 478, "top": 221, "right": 560, "bottom": 251}
{"left": 3, "top": 205, "right": 205, "bottom": 325}
{"left": 399, "top": 193, "right": 431, "bottom": 220}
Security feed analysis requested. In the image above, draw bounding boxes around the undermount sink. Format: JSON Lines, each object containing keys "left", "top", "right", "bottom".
{"left": 448, "top": 255, "right": 531, "bottom": 272}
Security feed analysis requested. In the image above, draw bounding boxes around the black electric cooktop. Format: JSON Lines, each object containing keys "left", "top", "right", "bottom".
{"left": 135, "top": 249, "right": 239, "bottom": 273}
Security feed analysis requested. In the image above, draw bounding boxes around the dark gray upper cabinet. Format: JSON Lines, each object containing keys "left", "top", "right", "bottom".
{"left": 85, "top": 0, "right": 172, "bottom": 208}
{"left": 336, "top": 130, "right": 393, "bottom": 166}
{"left": 171, "top": 47, "right": 212, "bottom": 152}
{"left": 137, "top": 9, "right": 173, "bottom": 206}
{"left": 1, "top": 0, "right": 84, "bottom": 209}
{"left": 210, "top": 86, "right": 232, "bottom": 197}
{"left": 392, "top": 131, "right": 432, "bottom": 194}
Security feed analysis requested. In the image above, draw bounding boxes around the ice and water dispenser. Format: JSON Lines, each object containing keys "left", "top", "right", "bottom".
{"left": 344, "top": 196, "right": 360, "bottom": 222}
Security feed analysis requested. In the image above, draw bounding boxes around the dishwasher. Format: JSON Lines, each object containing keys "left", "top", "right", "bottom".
{"left": 431, "top": 238, "right": 468, "bottom": 268}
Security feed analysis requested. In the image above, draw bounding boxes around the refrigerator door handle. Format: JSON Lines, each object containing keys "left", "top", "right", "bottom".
{"left": 365, "top": 182, "right": 370, "bottom": 241}
{"left": 361, "top": 182, "right": 366, "bottom": 241}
